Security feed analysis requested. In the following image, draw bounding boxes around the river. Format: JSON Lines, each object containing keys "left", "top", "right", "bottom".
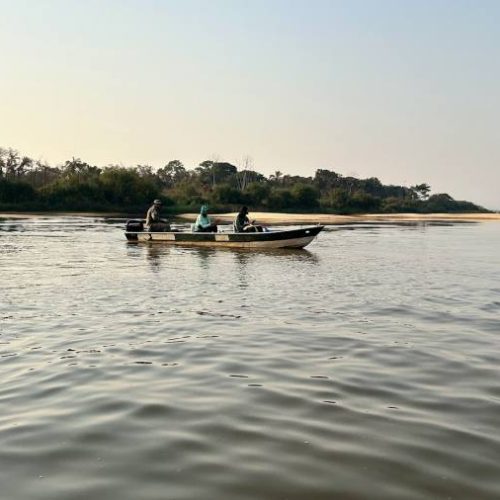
{"left": 1, "top": 216, "right": 499, "bottom": 499}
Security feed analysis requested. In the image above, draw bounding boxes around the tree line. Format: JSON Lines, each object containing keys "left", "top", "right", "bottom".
{"left": 0, "top": 147, "right": 486, "bottom": 214}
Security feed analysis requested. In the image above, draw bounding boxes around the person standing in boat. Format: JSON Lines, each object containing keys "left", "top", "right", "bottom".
{"left": 193, "top": 204, "right": 217, "bottom": 232}
{"left": 234, "top": 206, "right": 263, "bottom": 232}
{"left": 146, "top": 199, "right": 170, "bottom": 232}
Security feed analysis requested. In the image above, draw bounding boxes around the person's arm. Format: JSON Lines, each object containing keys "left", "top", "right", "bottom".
{"left": 146, "top": 207, "right": 153, "bottom": 225}
{"left": 200, "top": 215, "right": 212, "bottom": 228}
{"left": 194, "top": 214, "right": 203, "bottom": 230}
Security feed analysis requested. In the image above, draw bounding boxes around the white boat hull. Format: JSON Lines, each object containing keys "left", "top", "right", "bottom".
{"left": 125, "top": 225, "right": 324, "bottom": 249}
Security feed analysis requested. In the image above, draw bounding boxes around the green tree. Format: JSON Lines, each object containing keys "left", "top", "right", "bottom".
{"left": 157, "top": 160, "right": 187, "bottom": 188}
{"left": 314, "top": 169, "right": 342, "bottom": 193}
{"left": 236, "top": 169, "right": 265, "bottom": 191}
{"left": 0, "top": 148, "right": 33, "bottom": 179}
{"left": 411, "top": 183, "right": 431, "bottom": 200}
{"left": 62, "top": 158, "right": 101, "bottom": 184}
{"left": 291, "top": 183, "right": 319, "bottom": 208}
{"left": 196, "top": 160, "right": 237, "bottom": 187}
{"left": 0, "top": 178, "right": 36, "bottom": 203}
{"left": 321, "top": 188, "right": 350, "bottom": 212}
{"left": 269, "top": 170, "right": 283, "bottom": 184}
{"left": 167, "top": 179, "right": 204, "bottom": 207}
{"left": 267, "top": 188, "right": 294, "bottom": 209}
{"left": 100, "top": 166, "right": 158, "bottom": 205}
{"left": 243, "top": 182, "right": 270, "bottom": 207}
{"left": 211, "top": 183, "right": 244, "bottom": 205}
{"left": 349, "top": 191, "right": 381, "bottom": 212}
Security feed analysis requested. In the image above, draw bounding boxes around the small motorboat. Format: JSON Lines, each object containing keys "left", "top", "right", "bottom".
{"left": 124, "top": 221, "right": 324, "bottom": 249}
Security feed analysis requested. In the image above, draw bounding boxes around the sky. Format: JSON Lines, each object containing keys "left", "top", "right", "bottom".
{"left": 1, "top": 0, "right": 499, "bottom": 209}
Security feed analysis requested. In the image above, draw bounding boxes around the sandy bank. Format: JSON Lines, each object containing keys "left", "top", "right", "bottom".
{"left": 1, "top": 211, "right": 499, "bottom": 225}
{"left": 178, "top": 212, "right": 500, "bottom": 225}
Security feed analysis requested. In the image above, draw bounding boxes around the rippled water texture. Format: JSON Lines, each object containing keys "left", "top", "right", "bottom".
{"left": 1, "top": 217, "right": 500, "bottom": 499}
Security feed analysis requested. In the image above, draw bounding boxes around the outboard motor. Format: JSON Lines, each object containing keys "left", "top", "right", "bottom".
{"left": 126, "top": 219, "right": 144, "bottom": 232}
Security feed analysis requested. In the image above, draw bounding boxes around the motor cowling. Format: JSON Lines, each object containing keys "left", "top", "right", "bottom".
{"left": 126, "top": 219, "right": 144, "bottom": 232}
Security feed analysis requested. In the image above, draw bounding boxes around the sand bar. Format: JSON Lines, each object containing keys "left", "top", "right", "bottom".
{"left": 178, "top": 212, "right": 500, "bottom": 225}
{"left": 1, "top": 211, "right": 499, "bottom": 224}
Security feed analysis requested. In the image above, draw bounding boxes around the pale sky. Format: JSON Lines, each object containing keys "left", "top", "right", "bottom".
{"left": 1, "top": 0, "right": 499, "bottom": 209}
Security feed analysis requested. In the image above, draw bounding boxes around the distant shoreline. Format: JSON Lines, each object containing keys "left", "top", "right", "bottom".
{"left": 2, "top": 211, "right": 499, "bottom": 224}
{"left": 178, "top": 212, "right": 500, "bottom": 225}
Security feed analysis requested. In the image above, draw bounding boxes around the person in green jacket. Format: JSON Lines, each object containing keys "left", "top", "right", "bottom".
{"left": 193, "top": 205, "right": 218, "bottom": 232}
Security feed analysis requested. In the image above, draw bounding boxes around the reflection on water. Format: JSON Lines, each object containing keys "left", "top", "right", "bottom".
{"left": 0, "top": 222, "right": 26, "bottom": 232}
{"left": 1, "top": 217, "right": 500, "bottom": 500}
{"left": 138, "top": 242, "right": 320, "bottom": 280}
{"left": 144, "top": 243, "right": 171, "bottom": 272}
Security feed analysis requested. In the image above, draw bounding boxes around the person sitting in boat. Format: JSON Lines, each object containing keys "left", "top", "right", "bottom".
{"left": 234, "top": 206, "right": 263, "bottom": 232}
{"left": 193, "top": 204, "right": 217, "bottom": 232}
{"left": 146, "top": 199, "right": 170, "bottom": 232}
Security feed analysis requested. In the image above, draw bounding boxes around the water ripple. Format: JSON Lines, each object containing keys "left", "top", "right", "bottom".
{"left": 1, "top": 218, "right": 500, "bottom": 499}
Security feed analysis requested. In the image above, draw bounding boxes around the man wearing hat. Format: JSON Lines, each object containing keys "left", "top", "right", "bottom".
{"left": 146, "top": 199, "right": 170, "bottom": 232}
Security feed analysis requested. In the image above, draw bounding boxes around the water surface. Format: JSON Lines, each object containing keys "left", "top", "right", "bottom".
{"left": 1, "top": 217, "right": 500, "bottom": 499}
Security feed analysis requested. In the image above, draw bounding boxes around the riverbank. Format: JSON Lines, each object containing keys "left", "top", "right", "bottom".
{"left": 177, "top": 212, "right": 500, "bottom": 225}
{"left": 1, "top": 211, "right": 499, "bottom": 224}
